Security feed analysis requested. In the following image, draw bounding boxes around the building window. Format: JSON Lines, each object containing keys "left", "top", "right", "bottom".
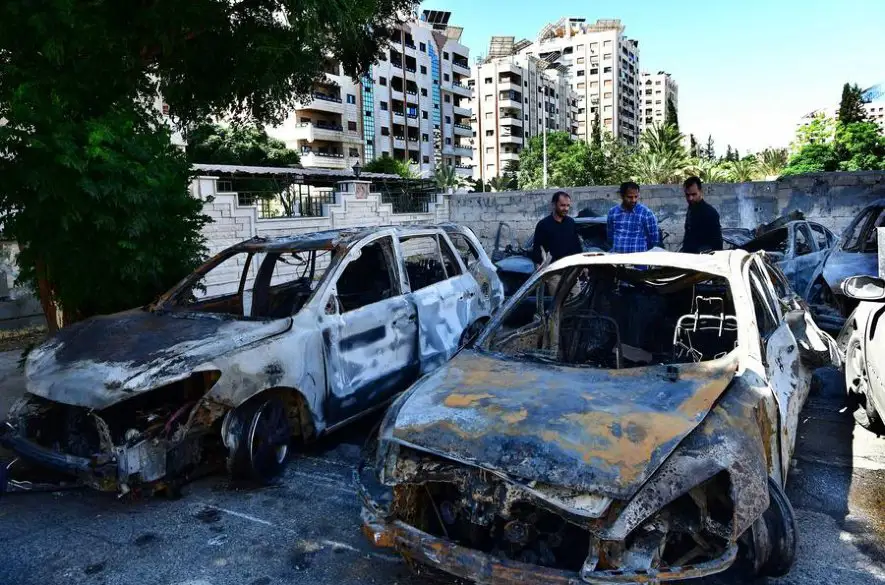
{"left": 379, "top": 77, "right": 387, "bottom": 86}
{"left": 604, "top": 79, "right": 612, "bottom": 87}
{"left": 446, "top": 137, "right": 452, "bottom": 144}
{"left": 423, "top": 155, "right": 430, "bottom": 163}
{"left": 381, "top": 127, "right": 390, "bottom": 136}
{"left": 349, "top": 148, "right": 359, "bottom": 157}
{"left": 485, "top": 77, "right": 493, "bottom": 84}
{"left": 590, "top": 68, "right": 598, "bottom": 75}
{"left": 444, "top": 73, "right": 450, "bottom": 82}
{"left": 346, "top": 94, "right": 356, "bottom": 104}
{"left": 421, "top": 88, "right": 428, "bottom": 96}
{"left": 485, "top": 112, "right": 492, "bottom": 119}
{"left": 422, "top": 133, "right": 429, "bottom": 142}
{"left": 604, "top": 40, "right": 612, "bottom": 47}
{"left": 365, "top": 110, "right": 372, "bottom": 117}
{"left": 577, "top": 44, "right": 584, "bottom": 50}
{"left": 348, "top": 121, "right": 357, "bottom": 131}
{"left": 604, "top": 92, "right": 612, "bottom": 99}
{"left": 484, "top": 94, "right": 492, "bottom": 101}
{"left": 603, "top": 67, "right": 612, "bottom": 73}
{"left": 590, "top": 81, "right": 599, "bottom": 88}
{"left": 485, "top": 130, "right": 494, "bottom": 136}
{"left": 604, "top": 53, "right": 612, "bottom": 60}
{"left": 577, "top": 70, "right": 584, "bottom": 77}
{"left": 420, "top": 42, "right": 426, "bottom": 52}
{"left": 445, "top": 115, "right": 451, "bottom": 123}
{"left": 443, "top": 51, "right": 449, "bottom": 60}
{"left": 577, "top": 82, "right": 585, "bottom": 89}
{"left": 380, "top": 101, "right": 388, "bottom": 110}
{"left": 656, "top": 80, "right": 662, "bottom": 85}
{"left": 444, "top": 94, "right": 451, "bottom": 103}
{"left": 577, "top": 57, "right": 585, "bottom": 64}
{"left": 420, "top": 65, "right": 427, "bottom": 74}
{"left": 422, "top": 111, "right": 428, "bottom": 119}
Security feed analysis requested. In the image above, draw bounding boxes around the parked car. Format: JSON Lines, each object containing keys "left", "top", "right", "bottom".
{"left": 1, "top": 225, "right": 503, "bottom": 495}
{"left": 806, "top": 198, "right": 885, "bottom": 324}
{"left": 839, "top": 274, "right": 885, "bottom": 433}
{"left": 358, "top": 249, "right": 839, "bottom": 583}
{"left": 723, "top": 218, "right": 836, "bottom": 303}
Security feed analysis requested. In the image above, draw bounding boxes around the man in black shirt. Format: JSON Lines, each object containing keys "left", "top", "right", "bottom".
{"left": 531, "top": 191, "right": 583, "bottom": 268}
{"left": 681, "top": 176, "right": 723, "bottom": 254}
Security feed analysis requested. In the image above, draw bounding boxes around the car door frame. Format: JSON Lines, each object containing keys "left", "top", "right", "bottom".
{"left": 398, "top": 229, "right": 480, "bottom": 373}
{"left": 745, "top": 255, "right": 809, "bottom": 482}
{"left": 785, "top": 221, "right": 825, "bottom": 296}
{"left": 315, "top": 231, "right": 420, "bottom": 428}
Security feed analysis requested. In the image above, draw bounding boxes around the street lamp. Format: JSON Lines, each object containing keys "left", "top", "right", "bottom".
{"left": 352, "top": 161, "right": 362, "bottom": 178}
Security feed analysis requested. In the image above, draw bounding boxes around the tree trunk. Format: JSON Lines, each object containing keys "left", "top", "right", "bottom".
{"left": 34, "top": 259, "right": 61, "bottom": 334}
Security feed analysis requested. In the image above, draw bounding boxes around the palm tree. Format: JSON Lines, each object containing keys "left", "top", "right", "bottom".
{"left": 631, "top": 123, "right": 692, "bottom": 184}
{"left": 432, "top": 164, "right": 470, "bottom": 193}
{"left": 488, "top": 175, "right": 514, "bottom": 192}
{"left": 727, "top": 158, "right": 760, "bottom": 182}
{"left": 687, "top": 159, "right": 730, "bottom": 183}
{"left": 758, "top": 148, "right": 788, "bottom": 180}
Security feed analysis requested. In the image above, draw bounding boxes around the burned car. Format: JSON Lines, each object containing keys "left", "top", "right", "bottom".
{"left": 806, "top": 197, "right": 885, "bottom": 324}
{"left": 358, "top": 250, "right": 839, "bottom": 583}
{"left": 1, "top": 224, "right": 503, "bottom": 495}
{"left": 839, "top": 274, "right": 885, "bottom": 433}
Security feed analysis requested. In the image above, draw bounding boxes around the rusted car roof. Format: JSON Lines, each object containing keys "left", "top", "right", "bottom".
{"left": 231, "top": 225, "right": 452, "bottom": 252}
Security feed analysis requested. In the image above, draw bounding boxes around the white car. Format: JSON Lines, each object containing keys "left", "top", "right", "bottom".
{"left": 1, "top": 224, "right": 503, "bottom": 494}
{"left": 359, "top": 249, "right": 839, "bottom": 583}
{"left": 840, "top": 274, "right": 885, "bottom": 432}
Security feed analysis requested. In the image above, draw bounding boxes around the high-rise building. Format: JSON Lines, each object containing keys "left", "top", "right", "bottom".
{"left": 516, "top": 18, "right": 641, "bottom": 145}
{"left": 639, "top": 71, "right": 679, "bottom": 132}
{"left": 470, "top": 36, "right": 577, "bottom": 182}
{"left": 269, "top": 10, "right": 474, "bottom": 177}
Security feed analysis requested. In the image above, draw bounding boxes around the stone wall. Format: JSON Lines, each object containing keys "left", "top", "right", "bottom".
{"left": 447, "top": 172, "right": 885, "bottom": 252}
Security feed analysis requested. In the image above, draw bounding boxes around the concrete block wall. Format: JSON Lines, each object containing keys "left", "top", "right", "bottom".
{"left": 448, "top": 172, "right": 885, "bottom": 252}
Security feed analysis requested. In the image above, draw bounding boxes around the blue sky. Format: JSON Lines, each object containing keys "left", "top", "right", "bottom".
{"left": 426, "top": 0, "right": 885, "bottom": 155}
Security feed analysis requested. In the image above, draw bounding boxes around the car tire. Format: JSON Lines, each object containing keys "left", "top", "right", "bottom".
{"left": 744, "top": 476, "right": 798, "bottom": 578}
{"left": 845, "top": 336, "right": 885, "bottom": 433}
{"left": 226, "top": 396, "right": 292, "bottom": 484}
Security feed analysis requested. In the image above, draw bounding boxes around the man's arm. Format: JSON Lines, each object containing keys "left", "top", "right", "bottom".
{"left": 531, "top": 221, "right": 545, "bottom": 265}
{"left": 644, "top": 209, "right": 660, "bottom": 250}
{"left": 710, "top": 207, "right": 723, "bottom": 251}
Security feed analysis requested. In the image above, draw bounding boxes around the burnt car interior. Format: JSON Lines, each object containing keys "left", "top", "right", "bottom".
{"left": 162, "top": 248, "right": 332, "bottom": 319}
{"left": 334, "top": 239, "right": 399, "bottom": 312}
{"left": 742, "top": 228, "right": 789, "bottom": 256}
{"left": 485, "top": 265, "right": 737, "bottom": 368}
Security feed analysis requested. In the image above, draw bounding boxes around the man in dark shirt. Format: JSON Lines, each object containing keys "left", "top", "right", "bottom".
{"left": 531, "top": 191, "right": 583, "bottom": 268}
{"left": 681, "top": 176, "right": 723, "bottom": 253}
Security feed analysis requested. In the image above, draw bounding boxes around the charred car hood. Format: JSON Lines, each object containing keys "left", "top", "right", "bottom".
{"left": 388, "top": 350, "right": 738, "bottom": 500}
{"left": 24, "top": 310, "right": 292, "bottom": 410}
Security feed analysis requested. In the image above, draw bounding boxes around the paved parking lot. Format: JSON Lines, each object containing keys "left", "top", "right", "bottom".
{"left": 1, "top": 354, "right": 884, "bottom": 585}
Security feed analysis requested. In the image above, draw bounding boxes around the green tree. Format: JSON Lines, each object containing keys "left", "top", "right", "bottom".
{"left": 432, "top": 164, "right": 470, "bottom": 192}
{"left": 489, "top": 175, "right": 514, "bottom": 192}
{"left": 688, "top": 159, "right": 731, "bottom": 183}
{"left": 591, "top": 109, "right": 602, "bottom": 149}
{"left": 689, "top": 134, "right": 699, "bottom": 158}
{"left": 758, "top": 148, "right": 789, "bottom": 179}
{"left": 186, "top": 123, "right": 300, "bottom": 167}
{"left": 727, "top": 157, "right": 760, "bottom": 182}
{"left": 630, "top": 123, "right": 691, "bottom": 184}
{"left": 665, "top": 98, "right": 679, "bottom": 131}
{"left": 0, "top": 0, "right": 414, "bottom": 330}
{"left": 705, "top": 134, "right": 716, "bottom": 161}
{"left": 518, "top": 132, "right": 581, "bottom": 188}
{"left": 782, "top": 112, "right": 839, "bottom": 175}
{"left": 834, "top": 122, "right": 885, "bottom": 171}
{"left": 363, "top": 157, "right": 416, "bottom": 178}
{"left": 838, "top": 83, "right": 869, "bottom": 125}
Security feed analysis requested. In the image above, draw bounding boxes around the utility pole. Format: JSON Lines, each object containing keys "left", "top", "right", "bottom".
{"left": 542, "top": 99, "right": 548, "bottom": 189}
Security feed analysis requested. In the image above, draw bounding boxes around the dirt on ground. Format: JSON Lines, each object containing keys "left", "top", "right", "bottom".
{"left": 0, "top": 325, "right": 46, "bottom": 352}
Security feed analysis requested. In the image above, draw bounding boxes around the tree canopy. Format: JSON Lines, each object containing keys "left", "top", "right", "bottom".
{"left": 838, "top": 83, "right": 869, "bottom": 125}
{"left": 185, "top": 123, "right": 300, "bottom": 167}
{"left": 0, "top": 0, "right": 415, "bottom": 330}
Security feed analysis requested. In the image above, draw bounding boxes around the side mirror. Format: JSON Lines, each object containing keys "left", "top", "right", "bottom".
{"left": 841, "top": 275, "right": 885, "bottom": 301}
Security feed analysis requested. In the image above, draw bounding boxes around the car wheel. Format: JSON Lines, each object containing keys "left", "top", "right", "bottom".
{"left": 845, "top": 336, "right": 885, "bottom": 432}
{"left": 226, "top": 396, "right": 292, "bottom": 484}
{"left": 458, "top": 320, "right": 485, "bottom": 349}
{"left": 743, "top": 476, "right": 798, "bottom": 578}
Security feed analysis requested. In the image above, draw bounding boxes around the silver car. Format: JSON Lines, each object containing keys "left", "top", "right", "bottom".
{"left": 1, "top": 224, "right": 503, "bottom": 494}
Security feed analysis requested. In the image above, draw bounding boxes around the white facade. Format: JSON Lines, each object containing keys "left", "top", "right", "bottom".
{"left": 269, "top": 11, "right": 474, "bottom": 175}
{"left": 517, "top": 18, "right": 641, "bottom": 145}
{"left": 639, "top": 71, "right": 679, "bottom": 133}
{"left": 470, "top": 52, "right": 577, "bottom": 181}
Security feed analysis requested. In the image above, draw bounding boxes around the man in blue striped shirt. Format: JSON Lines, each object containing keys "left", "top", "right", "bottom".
{"left": 606, "top": 181, "right": 660, "bottom": 253}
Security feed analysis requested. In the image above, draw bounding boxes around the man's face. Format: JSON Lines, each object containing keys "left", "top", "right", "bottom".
{"left": 684, "top": 184, "right": 703, "bottom": 205}
{"left": 621, "top": 188, "right": 639, "bottom": 210}
{"left": 553, "top": 195, "right": 571, "bottom": 218}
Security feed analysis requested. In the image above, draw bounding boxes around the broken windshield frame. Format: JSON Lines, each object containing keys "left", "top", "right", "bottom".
{"left": 477, "top": 263, "right": 739, "bottom": 370}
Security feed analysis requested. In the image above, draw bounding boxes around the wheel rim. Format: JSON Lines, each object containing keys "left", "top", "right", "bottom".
{"left": 248, "top": 401, "right": 290, "bottom": 474}
{"left": 847, "top": 340, "right": 868, "bottom": 396}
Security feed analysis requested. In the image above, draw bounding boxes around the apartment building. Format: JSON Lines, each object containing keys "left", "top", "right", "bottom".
{"left": 639, "top": 71, "right": 679, "bottom": 133}
{"left": 470, "top": 36, "right": 577, "bottom": 182}
{"left": 516, "top": 18, "right": 641, "bottom": 145}
{"left": 269, "top": 10, "right": 474, "bottom": 176}
{"left": 797, "top": 82, "right": 885, "bottom": 133}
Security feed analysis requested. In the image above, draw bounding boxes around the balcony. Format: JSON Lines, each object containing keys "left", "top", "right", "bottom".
{"left": 455, "top": 165, "right": 473, "bottom": 177}
{"left": 449, "top": 82, "right": 473, "bottom": 98}
{"left": 301, "top": 92, "right": 344, "bottom": 114}
{"left": 392, "top": 110, "right": 405, "bottom": 123}
{"left": 453, "top": 123, "right": 472, "bottom": 136}
{"left": 500, "top": 133, "right": 523, "bottom": 145}
{"left": 453, "top": 144, "right": 474, "bottom": 157}
{"left": 453, "top": 104, "right": 471, "bottom": 118}
{"left": 452, "top": 59, "right": 470, "bottom": 76}
{"left": 300, "top": 151, "right": 347, "bottom": 169}
{"left": 497, "top": 79, "right": 521, "bottom": 93}
{"left": 292, "top": 121, "right": 344, "bottom": 143}
{"left": 500, "top": 151, "right": 521, "bottom": 162}
{"left": 393, "top": 136, "right": 406, "bottom": 149}
{"left": 500, "top": 113, "right": 523, "bottom": 127}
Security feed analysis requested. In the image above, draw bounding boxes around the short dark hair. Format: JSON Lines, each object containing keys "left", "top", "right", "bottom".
{"left": 552, "top": 191, "right": 571, "bottom": 204}
{"left": 619, "top": 181, "right": 640, "bottom": 196}
{"left": 683, "top": 176, "right": 703, "bottom": 190}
